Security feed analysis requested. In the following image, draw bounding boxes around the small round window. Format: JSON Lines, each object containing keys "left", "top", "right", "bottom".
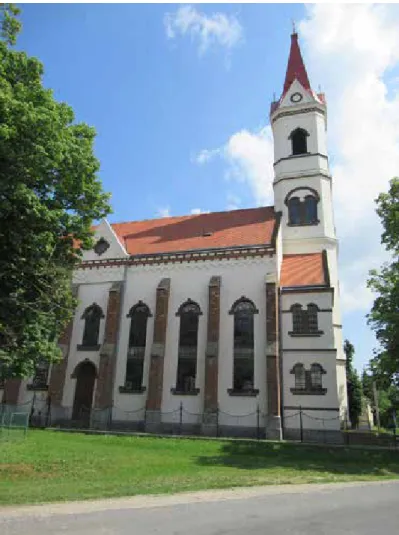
{"left": 94, "top": 237, "right": 110, "bottom": 256}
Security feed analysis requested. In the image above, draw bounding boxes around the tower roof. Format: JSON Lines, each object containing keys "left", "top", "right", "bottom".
{"left": 282, "top": 31, "right": 311, "bottom": 96}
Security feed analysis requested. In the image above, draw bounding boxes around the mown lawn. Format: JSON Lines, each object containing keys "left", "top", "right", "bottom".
{"left": 0, "top": 429, "right": 398, "bottom": 505}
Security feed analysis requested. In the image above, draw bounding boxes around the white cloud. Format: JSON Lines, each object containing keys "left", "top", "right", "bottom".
{"left": 195, "top": 5, "right": 399, "bottom": 315}
{"left": 226, "top": 193, "right": 241, "bottom": 211}
{"left": 299, "top": 4, "right": 399, "bottom": 314}
{"left": 190, "top": 208, "right": 210, "bottom": 215}
{"left": 164, "top": 5, "right": 243, "bottom": 55}
{"left": 300, "top": 4, "right": 399, "bottom": 235}
{"left": 194, "top": 148, "right": 221, "bottom": 165}
{"left": 155, "top": 207, "right": 171, "bottom": 218}
{"left": 194, "top": 126, "right": 275, "bottom": 206}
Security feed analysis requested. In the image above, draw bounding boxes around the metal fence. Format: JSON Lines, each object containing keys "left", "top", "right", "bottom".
{"left": 4, "top": 397, "right": 397, "bottom": 448}
{"left": 0, "top": 403, "right": 30, "bottom": 441}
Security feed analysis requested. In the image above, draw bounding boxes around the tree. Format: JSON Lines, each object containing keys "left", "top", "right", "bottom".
{"left": 362, "top": 368, "right": 399, "bottom": 428}
{"left": 0, "top": 5, "right": 111, "bottom": 378}
{"left": 344, "top": 339, "right": 363, "bottom": 428}
{"left": 367, "top": 178, "right": 399, "bottom": 386}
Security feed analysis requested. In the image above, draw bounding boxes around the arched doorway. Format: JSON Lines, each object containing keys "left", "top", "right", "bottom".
{"left": 72, "top": 360, "right": 97, "bottom": 426}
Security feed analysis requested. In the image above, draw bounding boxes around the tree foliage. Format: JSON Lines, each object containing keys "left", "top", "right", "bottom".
{"left": 344, "top": 339, "right": 363, "bottom": 429}
{"left": 362, "top": 369, "right": 399, "bottom": 428}
{"left": 367, "top": 178, "right": 399, "bottom": 386}
{"left": 0, "top": 6, "right": 111, "bottom": 377}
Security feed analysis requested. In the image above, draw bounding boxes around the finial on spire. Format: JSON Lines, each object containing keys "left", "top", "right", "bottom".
{"left": 292, "top": 19, "right": 297, "bottom": 35}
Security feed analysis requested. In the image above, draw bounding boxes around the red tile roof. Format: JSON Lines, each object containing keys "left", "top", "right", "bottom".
{"left": 280, "top": 253, "right": 327, "bottom": 287}
{"left": 108, "top": 206, "right": 277, "bottom": 256}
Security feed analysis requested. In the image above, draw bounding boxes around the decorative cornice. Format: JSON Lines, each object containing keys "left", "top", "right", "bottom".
{"left": 271, "top": 105, "right": 326, "bottom": 124}
{"left": 273, "top": 172, "right": 332, "bottom": 186}
{"left": 274, "top": 152, "right": 328, "bottom": 168}
{"left": 76, "top": 244, "right": 275, "bottom": 270}
{"left": 281, "top": 286, "right": 333, "bottom": 294}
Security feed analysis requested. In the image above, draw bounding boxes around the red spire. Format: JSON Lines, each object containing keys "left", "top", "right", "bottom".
{"left": 282, "top": 32, "right": 311, "bottom": 96}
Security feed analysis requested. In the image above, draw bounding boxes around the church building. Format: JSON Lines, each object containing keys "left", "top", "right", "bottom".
{"left": 2, "top": 32, "right": 348, "bottom": 440}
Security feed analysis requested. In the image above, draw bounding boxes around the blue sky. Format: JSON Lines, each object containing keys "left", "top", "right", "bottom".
{"left": 17, "top": 4, "right": 399, "bottom": 373}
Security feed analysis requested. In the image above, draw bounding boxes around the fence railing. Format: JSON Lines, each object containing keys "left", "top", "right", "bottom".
{"left": 3, "top": 398, "right": 397, "bottom": 448}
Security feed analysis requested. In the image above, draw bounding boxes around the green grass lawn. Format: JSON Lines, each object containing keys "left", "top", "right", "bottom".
{"left": 0, "top": 429, "right": 398, "bottom": 506}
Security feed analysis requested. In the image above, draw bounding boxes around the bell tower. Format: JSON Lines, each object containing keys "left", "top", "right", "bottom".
{"left": 271, "top": 30, "right": 345, "bottom": 382}
{"left": 271, "top": 31, "right": 336, "bottom": 251}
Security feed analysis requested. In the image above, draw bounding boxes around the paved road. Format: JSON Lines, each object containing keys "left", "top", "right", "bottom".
{"left": 1, "top": 481, "right": 398, "bottom": 534}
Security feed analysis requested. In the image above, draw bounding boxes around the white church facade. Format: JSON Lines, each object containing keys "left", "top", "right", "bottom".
{"left": 1, "top": 32, "right": 348, "bottom": 441}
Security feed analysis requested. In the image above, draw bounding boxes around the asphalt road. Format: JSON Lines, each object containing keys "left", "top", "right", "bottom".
{"left": 1, "top": 481, "right": 398, "bottom": 535}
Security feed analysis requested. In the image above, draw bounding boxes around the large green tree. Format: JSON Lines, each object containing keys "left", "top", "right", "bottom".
{"left": 367, "top": 178, "right": 399, "bottom": 386}
{"left": 344, "top": 339, "right": 363, "bottom": 428}
{"left": 0, "top": 5, "right": 111, "bottom": 377}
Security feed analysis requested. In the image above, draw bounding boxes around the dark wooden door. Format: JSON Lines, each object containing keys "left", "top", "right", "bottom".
{"left": 72, "top": 361, "right": 96, "bottom": 425}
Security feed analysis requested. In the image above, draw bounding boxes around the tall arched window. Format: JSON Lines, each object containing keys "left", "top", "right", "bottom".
{"left": 123, "top": 301, "right": 152, "bottom": 392}
{"left": 290, "top": 128, "right": 309, "bottom": 155}
{"left": 28, "top": 359, "right": 50, "bottom": 391}
{"left": 229, "top": 297, "right": 259, "bottom": 394}
{"left": 174, "top": 299, "right": 202, "bottom": 394}
{"left": 79, "top": 304, "right": 104, "bottom": 349}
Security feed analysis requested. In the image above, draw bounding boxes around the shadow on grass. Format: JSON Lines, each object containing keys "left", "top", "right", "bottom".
{"left": 195, "top": 440, "right": 399, "bottom": 477}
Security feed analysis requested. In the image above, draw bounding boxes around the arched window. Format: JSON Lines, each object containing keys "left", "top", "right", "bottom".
{"left": 290, "top": 304, "right": 322, "bottom": 336}
{"left": 28, "top": 359, "right": 50, "bottom": 391}
{"left": 288, "top": 197, "right": 301, "bottom": 225}
{"left": 123, "top": 302, "right": 152, "bottom": 391}
{"left": 291, "top": 304, "right": 304, "bottom": 333}
{"left": 229, "top": 297, "right": 259, "bottom": 394}
{"left": 304, "top": 195, "right": 318, "bottom": 224}
{"left": 290, "top": 363, "right": 327, "bottom": 394}
{"left": 290, "top": 128, "right": 309, "bottom": 155}
{"left": 310, "top": 363, "right": 325, "bottom": 389}
{"left": 80, "top": 304, "right": 104, "bottom": 349}
{"left": 306, "top": 304, "right": 319, "bottom": 333}
{"left": 174, "top": 299, "right": 202, "bottom": 394}
{"left": 292, "top": 363, "right": 306, "bottom": 390}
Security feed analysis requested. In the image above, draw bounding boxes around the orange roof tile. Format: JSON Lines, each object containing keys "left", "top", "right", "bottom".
{"left": 107, "top": 206, "right": 277, "bottom": 256}
{"left": 280, "top": 253, "right": 327, "bottom": 287}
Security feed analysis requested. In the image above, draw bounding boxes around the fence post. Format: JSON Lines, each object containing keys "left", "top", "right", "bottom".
{"left": 393, "top": 409, "right": 397, "bottom": 450}
{"left": 107, "top": 404, "right": 113, "bottom": 431}
{"left": 299, "top": 405, "right": 303, "bottom": 443}
{"left": 256, "top": 405, "right": 260, "bottom": 440}
{"left": 45, "top": 395, "right": 51, "bottom": 428}
{"left": 29, "top": 392, "right": 36, "bottom": 428}
{"left": 216, "top": 405, "right": 219, "bottom": 438}
{"left": 179, "top": 402, "right": 183, "bottom": 435}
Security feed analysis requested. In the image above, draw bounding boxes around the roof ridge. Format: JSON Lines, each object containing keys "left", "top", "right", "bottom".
{"left": 108, "top": 205, "right": 275, "bottom": 227}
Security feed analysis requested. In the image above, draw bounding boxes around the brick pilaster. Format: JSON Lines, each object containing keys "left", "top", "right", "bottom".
{"left": 266, "top": 281, "right": 281, "bottom": 418}
{"left": 48, "top": 284, "right": 79, "bottom": 406}
{"left": 94, "top": 282, "right": 123, "bottom": 409}
{"left": 2, "top": 379, "right": 22, "bottom": 405}
{"left": 204, "top": 276, "right": 221, "bottom": 413}
{"left": 146, "top": 278, "right": 171, "bottom": 411}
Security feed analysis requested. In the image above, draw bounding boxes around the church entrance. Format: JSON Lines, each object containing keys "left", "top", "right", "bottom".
{"left": 72, "top": 360, "right": 96, "bottom": 426}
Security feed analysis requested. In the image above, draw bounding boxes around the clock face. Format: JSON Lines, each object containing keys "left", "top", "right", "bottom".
{"left": 290, "top": 92, "right": 303, "bottom": 103}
